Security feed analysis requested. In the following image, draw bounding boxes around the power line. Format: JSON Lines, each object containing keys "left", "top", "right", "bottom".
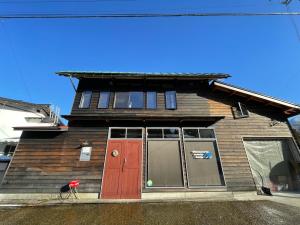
{"left": 0, "top": 0, "right": 133, "bottom": 3}
{"left": 1, "top": 12, "right": 300, "bottom": 19}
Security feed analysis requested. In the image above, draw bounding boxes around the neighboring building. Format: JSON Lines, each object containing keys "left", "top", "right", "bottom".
{"left": 1, "top": 72, "right": 300, "bottom": 199}
{"left": 0, "top": 97, "right": 61, "bottom": 182}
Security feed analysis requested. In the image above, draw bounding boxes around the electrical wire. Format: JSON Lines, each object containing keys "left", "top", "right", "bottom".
{"left": 0, "top": 11, "right": 300, "bottom": 19}
{"left": 286, "top": 5, "right": 300, "bottom": 41}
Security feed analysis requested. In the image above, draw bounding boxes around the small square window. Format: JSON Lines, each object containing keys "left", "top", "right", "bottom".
{"left": 110, "top": 129, "right": 126, "bottom": 138}
{"left": 163, "top": 128, "right": 179, "bottom": 138}
{"left": 79, "top": 91, "right": 92, "bottom": 109}
{"left": 199, "top": 129, "right": 215, "bottom": 138}
{"left": 183, "top": 129, "right": 199, "bottom": 138}
{"left": 127, "top": 129, "right": 143, "bottom": 138}
{"left": 147, "top": 129, "right": 163, "bottom": 138}
{"left": 232, "top": 102, "right": 249, "bottom": 119}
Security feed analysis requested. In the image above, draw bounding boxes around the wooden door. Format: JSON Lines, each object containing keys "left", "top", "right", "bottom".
{"left": 101, "top": 140, "right": 142, "bottom": 199}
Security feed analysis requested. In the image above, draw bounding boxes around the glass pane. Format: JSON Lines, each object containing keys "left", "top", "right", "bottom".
{"left": 79, "top": 91, "right": 92, "bottom": 108}
{"left": 240, "top": 103, "right": 249, "bottom": 116}
{"left": 110, "top": 129, "right": 126, "bottom": 138}
{"left": 127, "top": 129, "right": 143, "bottom": 138}
{"left": 165, "top": 91, "right": 177, "bottom": 109}
{"left": 129, "top": 92, "right": 144, "bottom": 108}
{"left": 148, "top": 140, "right": 184, "bottom": 187}
{"left": 98, "top": 92, "right": 110, "bottom": 108}
{"left": 183, "top": 129, "right": 199, "bottom": 138}
{"left": 147, "top": 129, "right": 163, "bottom": 138}
{"left": 164, "top": 128, "right": 179, "bottom": 138}
{"left": 114, "top": 92, "right": 144, "bottom": 109}
{"left": 199, "top": 129, "right": 215, "bottom": 138}
{"left": 146, "top": 92, "right": 157, "bottom": 109}
{"left": 114, "top": 92, "right": 129, "bottom": 108}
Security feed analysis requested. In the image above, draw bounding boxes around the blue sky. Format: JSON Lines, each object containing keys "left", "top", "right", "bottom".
{"left": 0, "top": 0, "right": 300, "bottom": 122}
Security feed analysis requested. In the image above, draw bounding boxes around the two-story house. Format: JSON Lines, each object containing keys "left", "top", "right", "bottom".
{"left": 1, "top": 72, "right": 300, "bottom": 199}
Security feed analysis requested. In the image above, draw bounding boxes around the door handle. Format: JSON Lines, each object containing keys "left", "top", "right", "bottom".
{"left": 122, "top": 158, "right": 127, "bottom": 172}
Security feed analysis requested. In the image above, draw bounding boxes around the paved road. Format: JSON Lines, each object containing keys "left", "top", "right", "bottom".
{"left": 0, "top": 201, "right": 299, "bottom": 225}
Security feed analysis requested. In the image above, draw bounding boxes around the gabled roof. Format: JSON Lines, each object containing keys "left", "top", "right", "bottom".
{"left": 56, "top": 71, "right": 230, "bottom": 80}
{"left": 0, "top": 97, "right": 50, "bottom": 115}
{"left": 212, "top": 81, "right": 300, "bottom": 116}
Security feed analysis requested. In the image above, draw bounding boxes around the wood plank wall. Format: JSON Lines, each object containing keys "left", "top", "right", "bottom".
{"left": 208, "top": 92, "right": 293, "bottom": 191}
{"left": 71, "top": 79, "right": 211, "bottom": 116}
{"left": 1, "top": 79, "right": 296, "bottom": 193}
{"left": 0, "top": 127, "right": 108, "bottom": 193}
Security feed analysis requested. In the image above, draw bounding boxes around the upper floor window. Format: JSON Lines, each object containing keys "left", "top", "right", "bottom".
{"left": 232, "top": 102, "right": 249, "bottom": 119}
{"left": 98, "top": 91, "right": 110, "bottom": 109}
{"left": 79, "top": 91, "right": 92, "bottom": 108}
{"left": 114, "top": 92, "right": 144, "bottom": 109}
{"left": 146, "top": 92, "right": 157, "bottom": 109}
{"left": 165, "top": 91, "right": 177, "bottom": 109}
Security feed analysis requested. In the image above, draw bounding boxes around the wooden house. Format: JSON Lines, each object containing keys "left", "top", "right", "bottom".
{"left": 1, "top": 72, "right": 300, "bottom": 199}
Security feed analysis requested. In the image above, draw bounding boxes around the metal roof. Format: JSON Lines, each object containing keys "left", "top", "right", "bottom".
{"left": 56, "top": 71, "right": 230, "bottom": 80}
{"left": 212, "top": 81, "right": 300, "bottom": 113}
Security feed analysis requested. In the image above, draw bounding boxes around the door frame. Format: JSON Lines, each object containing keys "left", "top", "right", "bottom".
{"left": 100, "top": 127, "right": 144, "bottom": 199}
{"left": 145, "top": 127, "right": 186, "bottom": 189}
{"left": 242, "top": 136, "right": 300, "bottom": 192}
{"left": 182, "top": 127, "right": 226, "bottom": 188}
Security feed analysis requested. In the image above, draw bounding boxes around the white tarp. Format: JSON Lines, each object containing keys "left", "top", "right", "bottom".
{"left": 244, "top": 139, "right": 300, "bottom": 192}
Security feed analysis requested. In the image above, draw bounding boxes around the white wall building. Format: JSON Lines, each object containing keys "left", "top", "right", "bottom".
{"left": 0, "top": 97, "right": 60, "bottom": 181}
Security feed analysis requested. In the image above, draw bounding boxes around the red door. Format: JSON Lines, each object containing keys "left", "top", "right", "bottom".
{"left": 101, "top": 140, "right": 142, "bottom": 199}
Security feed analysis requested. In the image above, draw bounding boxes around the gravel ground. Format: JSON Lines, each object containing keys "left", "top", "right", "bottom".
{"left": 0, "top": 200, "right": 299, "bottom": 225}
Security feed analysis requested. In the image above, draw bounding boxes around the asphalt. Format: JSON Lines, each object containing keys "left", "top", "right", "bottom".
{"left": 0, "top": 201, "right": 299, "bottom": 225}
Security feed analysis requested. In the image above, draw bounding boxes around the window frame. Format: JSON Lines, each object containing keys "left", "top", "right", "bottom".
{"left": 146, "top": 91, "right": 157, "bottom": 109}
{"left": 97, "top": 91, "right": 111, "bottom": 109}
{"left": 165, "top": 91, "right": 177, "bottom": 110}
{"left": 145, "top": 127, "right": 185, "bottom": 189}
{"left": 78, "top": 90, "right": 92, "bottom": 109}
{"left": 233, "top": 102, "right": 250, "bottom": 119}
{"left": 113, "top": 91, "right": 145, "bottom": 109}
{"left": 108, "top": 127, "right": 144, "bottom": 139}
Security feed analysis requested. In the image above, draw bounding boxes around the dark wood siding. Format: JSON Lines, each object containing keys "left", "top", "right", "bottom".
{"left": 208, "top": 92, "right": 293, "bottom": 191}
{"left": 1, "top": 78, "right": 296, "bottom": 193}
{"left": 0, "top": 127, "right": 108, "bottom": 193}
{"left": 71, "top": 79, "right": 211, "bottom": 116}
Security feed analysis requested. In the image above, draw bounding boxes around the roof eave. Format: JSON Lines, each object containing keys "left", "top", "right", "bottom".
{"left": 56, "top": 71, "right": 231, "bottom": 80}
{"left": 212, "top": 81, "right": 300, "bottom": 114}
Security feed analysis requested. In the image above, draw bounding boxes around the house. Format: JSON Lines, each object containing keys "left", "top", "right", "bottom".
{"left": 0, "top": 97, "right": 61, "bottom": 183}
{"left": 1, "top": 72, "right": 300, "bottom": 199}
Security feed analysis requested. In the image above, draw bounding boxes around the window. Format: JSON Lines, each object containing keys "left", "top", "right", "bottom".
{"left": 183, "top": 128, "right": 215, "bottom": 139}
{"left": 146, "top": 92, "right": 157, "bottom": 109}
{"left": 98, "top": 91, "right": 110, "bottom": 109}
{"left": 232, "top": 102, "right": 249, "bottom": 119}
{"left": 79, "top": 91, "right": 92, "bottom": 108}
{"left": 114, "top": 92, "right": 144, "bottom": 109}
{"left": 109, "top": 128, "right": 143, "bottom": 139}
{"left": 3, "top": 145, "right": 16, "bottom": 157}
{"left": 165, "top": 91, "right": 177, "bottom": 109}
{"left": 147, "top": 128, "right": 180, "bottom": 139}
